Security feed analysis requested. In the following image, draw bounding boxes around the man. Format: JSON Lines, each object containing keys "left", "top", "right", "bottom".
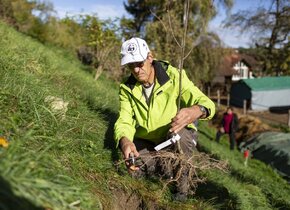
{"left": 215, "top": 106, "right": 239, "bottom": 150}
{"left": 114, "top": 37, "right": 215, "bottom": 199}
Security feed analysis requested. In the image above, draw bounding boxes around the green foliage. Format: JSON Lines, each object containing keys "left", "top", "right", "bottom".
{"left": 0, "top": 0, "right": 123, "bottom": 82}
{"left": 124, "top": 0, "right": 233, "bottom": 86}
{"left": 0, "top": 0, "right": 236, "bottom": 84}
{"left": 123, "top": 0, "right": 167, "bottom": 33}
{"left": 226, "top": 0, "right": 290, "bottom": 76}
{"left": 43, "top": 16, "right": 84, "bottom": 51}
{"left": 119, "top": 17, "right": 138, "bottom": 39}
{"left": 0, "top": 0, "right": 16, "bottom": 24}
{"left": 0, "top": 0, "right": 54, "bottom": 42}
{"left": 77, "top": 15, "right": 122, "bottom": 80}
{"left": 185, "top": 34, "right": 225, "bottom": 85}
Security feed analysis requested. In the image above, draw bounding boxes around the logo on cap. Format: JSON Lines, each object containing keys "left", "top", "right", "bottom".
{"left": 126, "top": 43, "right": 137, "bottom": 54}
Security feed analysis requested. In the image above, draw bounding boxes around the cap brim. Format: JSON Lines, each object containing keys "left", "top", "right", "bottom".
{"left": 121, "top": 54, "right": 145, "bottom": 66}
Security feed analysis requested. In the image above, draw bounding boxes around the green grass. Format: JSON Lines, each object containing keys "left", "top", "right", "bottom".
{"left": 1, "top": 20, "right": 290, "bottom": 210}
{"left": 197, "top": 121, "right": 290, "bottom": 209}
{"left": 0, "top": 21, "right": 118, "bottom": 210}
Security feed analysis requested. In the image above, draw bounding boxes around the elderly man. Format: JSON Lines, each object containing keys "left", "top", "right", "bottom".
{"left": 114, "top": 37, "right": 215, "bottom": 199}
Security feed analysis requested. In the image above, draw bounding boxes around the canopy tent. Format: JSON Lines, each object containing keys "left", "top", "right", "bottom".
{"left": 239, "top": 131, "right": 290, "bottom": 181}
{"left": 230, "top": 76, "right": 290, "bottom": 111}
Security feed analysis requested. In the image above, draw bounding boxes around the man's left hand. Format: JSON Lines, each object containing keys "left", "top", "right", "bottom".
{"left": 170, "top": 106, "right": 203, "bottom": 133}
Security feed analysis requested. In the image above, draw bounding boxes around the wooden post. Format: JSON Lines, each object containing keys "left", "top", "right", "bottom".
{"left": 207, "top": 86, "right": 210, "bottom": 97}
{"left": 227, "top": 94, "right": 230, "bottom": 107}
{"left": 288, "top": 110, "right": 290, "bottom": 127}
{"left": 200, "top": 85, "right": 203, "bottom": 93}
{"left": 243, "top": 100, "right": 247, "bottom": 114}
{"left": 217, "top": 89, "right": 220, "bottom": 107}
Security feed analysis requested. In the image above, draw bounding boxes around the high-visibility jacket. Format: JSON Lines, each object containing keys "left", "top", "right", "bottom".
{"left": 114, "top": 60, "right": 215, "bottom": 146}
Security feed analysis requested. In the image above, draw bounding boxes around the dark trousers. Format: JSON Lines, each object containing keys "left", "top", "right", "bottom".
{"left": 134, "top": 127, "right": 197, "bottom": 156}
{"left": 215, "top": 130, "right": 236, "bottom": 150}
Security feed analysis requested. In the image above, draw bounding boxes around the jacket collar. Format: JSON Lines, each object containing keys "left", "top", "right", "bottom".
{"left": 125, "top": 60, "right": 170, "bottom": 90}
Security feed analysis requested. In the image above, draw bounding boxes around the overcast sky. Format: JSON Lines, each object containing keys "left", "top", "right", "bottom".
{"left": 48, "top": 0, "right": 268, "bottom": 48}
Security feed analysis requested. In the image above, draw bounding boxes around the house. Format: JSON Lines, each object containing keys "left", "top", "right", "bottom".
{"left": 231, "top": 53, "right": 257, "bottom": 81}
{"left": 213, "top": 52, "right": 259, "bottom": 94}
{"left": 230, "top": 76, "right": 290, "bottom": 111}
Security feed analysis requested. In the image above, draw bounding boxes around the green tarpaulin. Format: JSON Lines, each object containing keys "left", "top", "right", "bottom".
{"left": 239, "top": 131, "right": 290, "bottom": 181}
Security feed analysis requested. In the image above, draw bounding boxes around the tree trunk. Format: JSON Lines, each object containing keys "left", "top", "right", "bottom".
{"left": 94, "top": 65, "right": 103, "bottom": 80}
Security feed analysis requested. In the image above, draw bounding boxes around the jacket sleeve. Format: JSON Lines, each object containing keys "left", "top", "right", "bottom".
{"left": 233, "top": 114, "right": 239, "bottom": 131}
{"left": 180, "top": 70, "right": 216, "bottom": 120}
{"left": 114, "top": 86, "right": 136, "bottom": 147}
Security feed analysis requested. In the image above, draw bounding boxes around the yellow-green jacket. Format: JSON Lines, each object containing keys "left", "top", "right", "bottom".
{"left": 114, "top": 60, "right": 215, "bottom": 146}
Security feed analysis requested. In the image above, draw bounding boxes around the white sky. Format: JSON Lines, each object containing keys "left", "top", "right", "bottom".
{"left": 48, "top": 0, "right": 269, "bottom": 48}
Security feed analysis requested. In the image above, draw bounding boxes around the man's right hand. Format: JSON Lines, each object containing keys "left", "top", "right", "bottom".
{"left": 120, "top": 137, "right": 139, "bottom": 161}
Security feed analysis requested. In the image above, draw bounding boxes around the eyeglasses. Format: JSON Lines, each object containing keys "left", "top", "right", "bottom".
{"left": 127, "top": 61, "right": 145, "bottom": 70}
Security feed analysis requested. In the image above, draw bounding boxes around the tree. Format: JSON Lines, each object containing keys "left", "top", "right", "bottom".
{"left": 225, "top": 0, "right": 290, "bottom": 75}
{"left": 185, "top": 33, "right": 226, "bottom": 86}
{"left": 44, "top": 16, "right": 84, "bottom": 50}
{"left": 0, "top": 0, "right": 16, "bottom": 25}
{"left": 0, "top": 0, "right": 54, "bottom": 42}
{"left": 123, "top": 0, "right": 233, "bottom": 86}
{"left": 123, "top": 0, "right": 166, "bottom": 34}
{"left": 78, "top": 15, "right": 121, "bottom": 80}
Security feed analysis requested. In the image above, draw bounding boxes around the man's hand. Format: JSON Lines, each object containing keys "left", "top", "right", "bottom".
{"left": 120, "top": 137, "right": 140, "bottom": 171}
{"left": 120, "top": 137, "right": 139, "bottom": 163}
{"left": 219, "top": 127, "right": 225, "bottom": 133}
{"left": 170, "top": 105, "right": 203, "bottom": 133}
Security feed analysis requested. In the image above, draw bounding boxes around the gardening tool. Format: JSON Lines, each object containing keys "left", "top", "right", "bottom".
{"left": 154, "top": 134, "right": 181, "bottom": 151}
{"left": 127, "top": 153, "right": 143, "bottom": 171}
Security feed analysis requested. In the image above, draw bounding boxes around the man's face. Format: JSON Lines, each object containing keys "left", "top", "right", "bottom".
{"left": 127, "top": 57, "right": 152, "bottom": 84}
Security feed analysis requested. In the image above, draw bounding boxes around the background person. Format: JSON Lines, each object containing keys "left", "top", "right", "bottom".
{"left": 215, "top": 106, "right": 239, "bottom": 150}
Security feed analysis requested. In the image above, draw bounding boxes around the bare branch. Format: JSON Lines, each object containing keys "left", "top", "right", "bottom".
{"left": 167, "top": 10, "right": 182, "bottom": 48}
{"left": 149, "top": 9, "right": 168, "bottom": 33}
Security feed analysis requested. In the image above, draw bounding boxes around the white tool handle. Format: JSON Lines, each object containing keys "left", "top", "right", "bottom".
{"left": 154, "top": 134, "right": 181, "bottom": 151}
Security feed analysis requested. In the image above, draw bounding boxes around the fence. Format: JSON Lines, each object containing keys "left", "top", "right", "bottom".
{"left": 208, "top": 89, "right": 290, "bottom": 127}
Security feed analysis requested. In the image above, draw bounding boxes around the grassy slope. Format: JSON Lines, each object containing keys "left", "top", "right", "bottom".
{"left": 0, "top": 21, "right": 289, "bottom": 210}
{"left": 0, "top": 21, "right": 120, "bottom": 210}
{"left": 197, "top": 122, "right": 290, "bottom": 209}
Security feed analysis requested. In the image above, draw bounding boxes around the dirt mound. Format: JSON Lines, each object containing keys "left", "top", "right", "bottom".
{"left": 110, "top": 187, "right": 149, "bottom": 210}
{"left": 236, "top": 114, "right": 275, "bottom": 141}
{"left": 212, "top": 108, "right": 278, "bottom": 143}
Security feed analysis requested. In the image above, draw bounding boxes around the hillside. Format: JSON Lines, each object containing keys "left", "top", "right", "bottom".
{"left": 1, "top": 21, "right": 290, "bottom": 210}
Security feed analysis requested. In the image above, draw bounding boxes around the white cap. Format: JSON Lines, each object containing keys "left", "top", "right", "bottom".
{"left": 120, "top": 37, "right": 150, "bottom": 66}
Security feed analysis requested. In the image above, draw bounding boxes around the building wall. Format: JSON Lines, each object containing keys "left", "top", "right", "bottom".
{"left": 232, "top": 61, "right": 251, "bottom": 81}
{"left": 251, "top": 89, "right": 290, "bottom": 110}
{"left": 230, "top": 81, "right": 252, "bottom": 108}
